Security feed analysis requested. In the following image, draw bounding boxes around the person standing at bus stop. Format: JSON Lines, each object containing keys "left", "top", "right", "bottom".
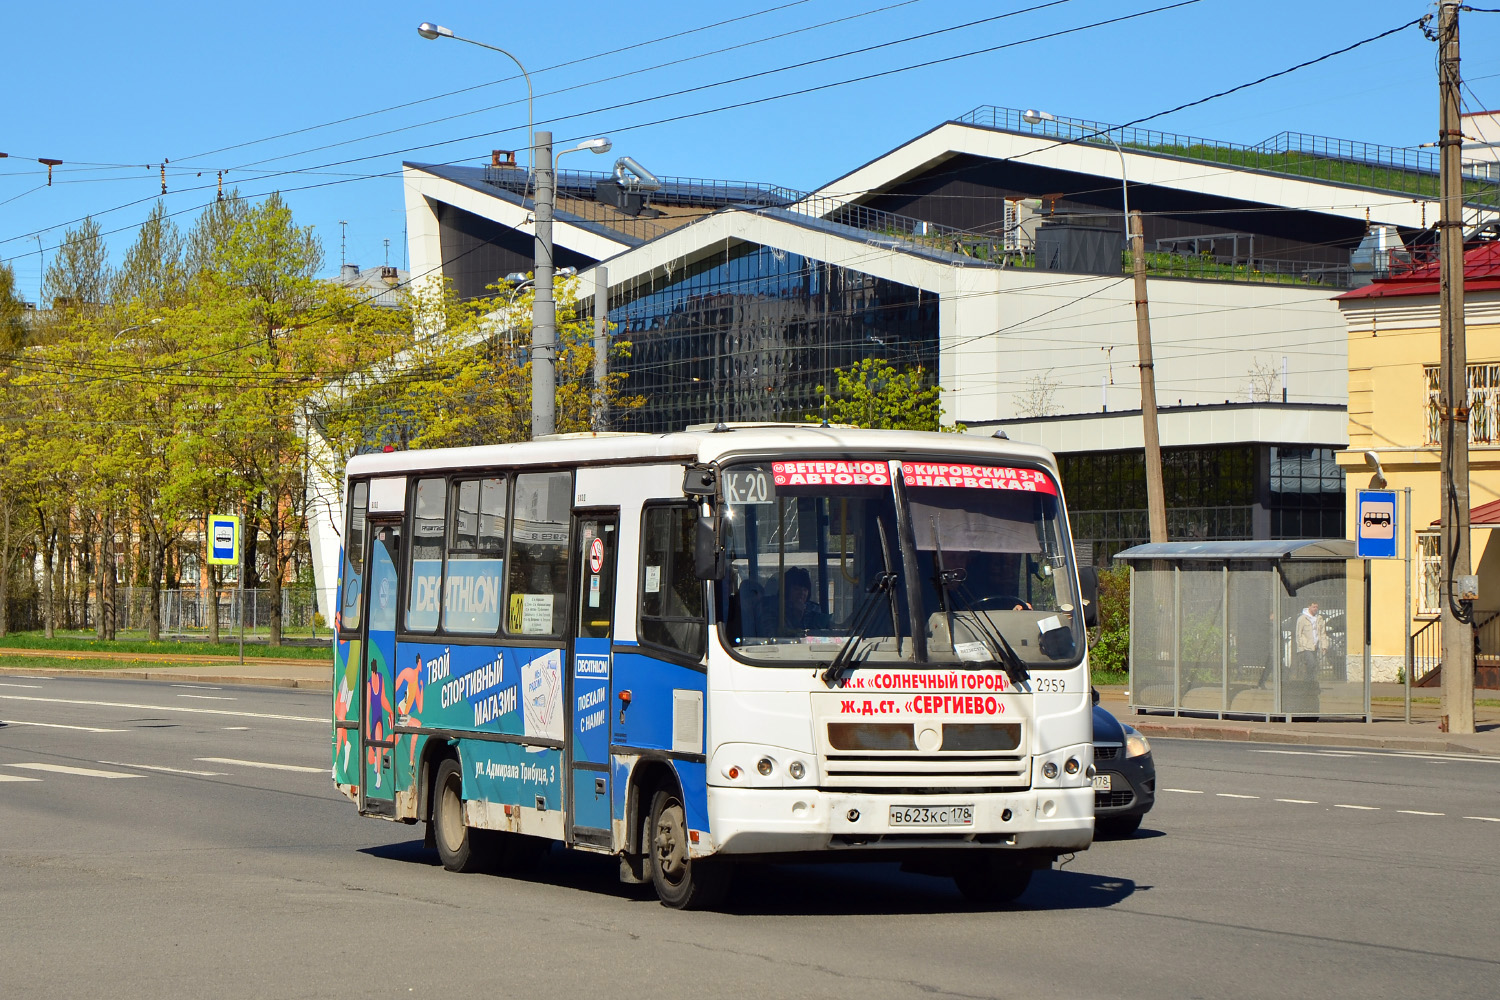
{"left": 1295, "top": 602, "right": 1325, "bottom": 683}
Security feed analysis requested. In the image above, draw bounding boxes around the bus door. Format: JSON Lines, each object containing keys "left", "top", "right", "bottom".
{"left": 568, "top": 511, "right": 619, "bottom": 847}
{"left": 359, "top": 519, "right": 402, "bottom": 816}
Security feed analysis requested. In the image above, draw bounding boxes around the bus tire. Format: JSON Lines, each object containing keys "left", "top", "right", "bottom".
{"left": 433, "top": 757, "right": 480, "bottom": 873}
{"left": 953, "top": 854, "right": 1032, "bottom": 906}
{"left": 647, "top": 788, "right": 730, "bottom": 910}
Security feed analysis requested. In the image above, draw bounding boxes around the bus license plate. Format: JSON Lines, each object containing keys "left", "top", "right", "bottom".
{"left": 889, "top": 805, "right": 974, "bottom": 827}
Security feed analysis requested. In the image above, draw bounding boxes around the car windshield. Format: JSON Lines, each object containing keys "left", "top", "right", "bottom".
{"left": 715, "top": 457, "right": 1083, "bottom": 668}
{"left": 719, "top": 460, "right": 914, "bottom": 664}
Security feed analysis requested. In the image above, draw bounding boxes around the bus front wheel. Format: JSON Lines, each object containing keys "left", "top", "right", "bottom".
{"left": 647, "top": 788, "right": 730, "bottom": 910}
{"left": 433, "top": 757, "right": 481, "bottom": 873}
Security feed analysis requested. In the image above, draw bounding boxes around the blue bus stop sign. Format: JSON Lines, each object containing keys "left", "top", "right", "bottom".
{"left": 208, "top": 515, "right": 241, "bottom": 566}
{"left": 1356, "top": 490, "right": 1397, "bottom": 559}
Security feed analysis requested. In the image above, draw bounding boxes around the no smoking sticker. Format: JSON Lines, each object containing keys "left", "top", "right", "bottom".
{"left": 588, "top": 537, "right": 604, "bottom": 574}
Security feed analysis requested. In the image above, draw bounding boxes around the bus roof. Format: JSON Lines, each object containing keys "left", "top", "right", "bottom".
{"left": 344, "top": 426, "right": 1060, "bottom": 479}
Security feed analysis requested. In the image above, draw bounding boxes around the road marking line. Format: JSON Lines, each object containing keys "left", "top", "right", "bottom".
{"left": 1252, "top": 748, "right": 1500, "bottom": 765}
{"left": 0, "top": 719, "right": 127, "bottom": 733}
{"left": 0, "top": 682, "right": 43, "bottom": 689}
{"left": 1463, "top": 815, "right": 1500, "bottom": 823}
{"left": 1334, "top": 804, "right": 1379, "bottom": 811}
{"left": 1217, "top": 793, "right": 1260, "bottom": 799}
{"left": 1275, "top": 798, "right": 1318, "bottom": 804}
{"left": 1163, "top": 788, "right": 1203, "bottom": 794}
{"left": 7, "top": 763, "right": 143, "bottom": 779}
{"left": 222, "top": 726, "right": 250, "bottom": 731}
{"left": 196, "top": 757, "right": 327, "bottom": 774}
{"left": 170, "top": 684, "right": 222, "bottom": 690}
{"left": 0, "top": 694, "right": 321, "bottom": 724}
{"left": 1398, "top": 810, "right": 1445, "bottom": 816}
{"left": 11, "top": 676, "right": 53, "bottom": 680}
{"left": 0, "top": 774, "right": 42, "bottom": 782}
{"left": 177, "top": 695, "right": 237, "bottom": 701}
{"left": 98, "top": 761, "right": 226, "bottom": 777}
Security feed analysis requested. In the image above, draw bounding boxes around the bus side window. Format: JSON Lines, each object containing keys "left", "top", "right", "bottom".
{"left": 340, "top": 480, "right": 369, "bottom": 632}
{"left": 639, "top": 504, "right": 706, "bottom": 659}
{"left": 406, "top": 478, "right": 446, "bottom": 633}
{"left": 507, "top": 471, "right": 572, "bottom": 636}
{"left": 446, "top": 476, "right": 507, "bottom": 634}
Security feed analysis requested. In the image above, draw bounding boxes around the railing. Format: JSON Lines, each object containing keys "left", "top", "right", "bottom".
{"left": 6, "top": 587, "right": 337, "bottom": 641}
{"left": 1412, "top": 617, "right": 1441, "bottom": 687}
{"left": 1410, "top": 611, "right": 1500, "bottom": 687}
{"left": 953, "top": 105, "right": 1500, "bottom": 210}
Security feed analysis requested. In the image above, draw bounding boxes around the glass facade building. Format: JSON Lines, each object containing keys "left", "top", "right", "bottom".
{"left": 604, "top": 243, "right": 939, "bottom": 433}
{"left": 1062, "top": 444, "right": 1345, "bottom": 565}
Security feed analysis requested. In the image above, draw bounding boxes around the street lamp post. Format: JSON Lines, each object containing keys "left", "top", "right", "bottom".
{"left": 419, "top": 22, "right": 562, "bottom": 437}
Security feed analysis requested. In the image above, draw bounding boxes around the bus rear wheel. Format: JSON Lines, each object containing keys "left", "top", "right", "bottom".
{"left": 647, "top": 788, "right": 730, "bottom": 910}
{"left": 433, "top": 757, "right": 481, "bottom": 873}
{"left": 953, "top": 854, "right": 1033, "bottom": 906}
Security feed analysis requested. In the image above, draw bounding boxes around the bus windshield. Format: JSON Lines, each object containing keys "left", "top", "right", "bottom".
{"left": 717, "top": 458, "right": 1082, "bottom": 669}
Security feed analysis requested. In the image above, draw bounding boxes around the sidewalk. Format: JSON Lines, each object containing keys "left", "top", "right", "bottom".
{"left": 1099, "top": 684, "right": 1500, "bottom": 756}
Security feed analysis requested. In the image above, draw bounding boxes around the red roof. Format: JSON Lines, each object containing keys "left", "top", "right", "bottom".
{"left": 1430, "top": 497, "right": 1500, "bottom": 528}
{"left": 1338, "top": 240, "right": 1500, "bottom": 301}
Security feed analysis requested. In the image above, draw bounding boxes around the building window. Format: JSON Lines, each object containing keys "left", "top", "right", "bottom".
{"left": 639, "top": 505, "right": 706, "bottom": 659}
{"left": 1417, "top": 533, "right": 1441, "bottom": 616}
{"left": 1426, "top": 363, "right": 1500, "bottom": 445}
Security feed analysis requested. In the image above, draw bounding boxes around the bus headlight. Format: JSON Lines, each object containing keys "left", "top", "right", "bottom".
{"left": 756, "top": 758, "right": 775, "bottom": 776}
{"left": 1041, "top": 761, "right": 1059, "bottom": 780}
{"left": 788, "top": 760, "right": 806, "bottom": 780}
{"left": 1124, "top": 726, "right": 1151, "bottom": 758}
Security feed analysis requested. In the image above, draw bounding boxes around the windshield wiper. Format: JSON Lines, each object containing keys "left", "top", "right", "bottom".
{"left": 931, "top": 533, "right": 1030, "bottom": 688}
{"left": 822, "top": 519, "right": 900, "bottom": 688}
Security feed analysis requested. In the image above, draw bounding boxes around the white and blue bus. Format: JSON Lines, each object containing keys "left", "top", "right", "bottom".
{"left": 332, "top": 426, "right": 1098, "bottom": 908}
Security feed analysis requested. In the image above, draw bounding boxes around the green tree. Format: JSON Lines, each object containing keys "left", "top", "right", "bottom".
{"left": 1090, "top": 564, "right": 1131, "bottom": 680}
{"left": 815, "top": 358, "right": 961, "bottom": 431}
{"left": 0, "top": 261, "right": 28, "bottom": 351}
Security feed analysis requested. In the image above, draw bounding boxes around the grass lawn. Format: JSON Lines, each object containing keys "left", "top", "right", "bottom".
{"left": 1091, "top": 668, "right": 1129, "bottom": 687}
{"left": 0, "top": 631, "right": 332, "bottom": 660}
{"left": 1372, "top": 695, "right": 1500, "bottom": 708}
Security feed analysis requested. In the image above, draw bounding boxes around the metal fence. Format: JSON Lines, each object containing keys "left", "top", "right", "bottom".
{"left": 954, "top": 105, "right": 1500, "bottom": 210}
{"left": 6, "top": 587, "right": 338, "bottom": 639}
{"left": 1122, "top": 551, "right": 1367, "bottom": 720}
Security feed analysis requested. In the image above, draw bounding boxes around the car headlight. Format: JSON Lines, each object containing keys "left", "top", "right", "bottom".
{"left": 1123, "top": 725, "right": 1151, "bottom": 758}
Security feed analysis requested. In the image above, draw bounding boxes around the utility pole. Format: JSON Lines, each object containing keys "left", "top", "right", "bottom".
{"left": 1131, "top": 210, "right": 1168, "bottom": 543}
{"left": 1438, "top": 0, "right": 1474, "bottom": 734}
{"left": 532, "top": 130, "right": 556, "bottom": 439}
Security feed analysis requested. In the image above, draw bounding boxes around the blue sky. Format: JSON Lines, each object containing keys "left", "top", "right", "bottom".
{"left": 2, "top": 0, "right": 1497, "bottom": 298}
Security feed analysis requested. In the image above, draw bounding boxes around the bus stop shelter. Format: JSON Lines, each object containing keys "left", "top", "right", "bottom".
{"left": 1114, "top": 539, "right": 1369, "bottom": 721}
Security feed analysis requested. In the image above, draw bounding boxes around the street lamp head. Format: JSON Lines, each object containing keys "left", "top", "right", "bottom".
{"left": 557, "top": 267, "right": 577, "bottom": 278}
{"left": 577, "top": 137, "right": 612, "bottom": 154}
{"left": 1022, "top": 108, "right": 1055, "bottom": 126}
{"left": 504, "top": 272, "right": 529, "bottom": 284}
{"left": 417, "top": 22, "right": 453, "bottom": 40}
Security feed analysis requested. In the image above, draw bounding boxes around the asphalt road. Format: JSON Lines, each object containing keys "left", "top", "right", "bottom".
{"left": 2, "top": 675, "right": 1497, "bottom": 1000}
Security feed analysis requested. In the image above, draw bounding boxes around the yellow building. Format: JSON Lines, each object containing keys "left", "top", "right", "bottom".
{"left": 1335, "top": 240, "right": 1500, "bottom": 684}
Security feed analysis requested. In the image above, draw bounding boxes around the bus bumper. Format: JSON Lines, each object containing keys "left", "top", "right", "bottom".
{"left": 701, "top": 785, "right": 1093, "bottom": 856}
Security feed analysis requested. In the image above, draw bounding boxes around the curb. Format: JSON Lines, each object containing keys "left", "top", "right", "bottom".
{"left": 1133, "top": 721, "right": 1494, "bottom": 756}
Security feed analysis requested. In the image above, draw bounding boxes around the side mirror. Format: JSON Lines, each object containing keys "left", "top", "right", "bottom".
{"left": 694, "top": 515, "right": 725, "bottom": 581}
{"left": 683, "top": 465, "right": 716, "bottom": 498}
{"left": 1078, "top": 566, "right": 1100, "bottom": 630}
{"left": 1091, "top": 687, "right": 1100, "bottom": 706}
